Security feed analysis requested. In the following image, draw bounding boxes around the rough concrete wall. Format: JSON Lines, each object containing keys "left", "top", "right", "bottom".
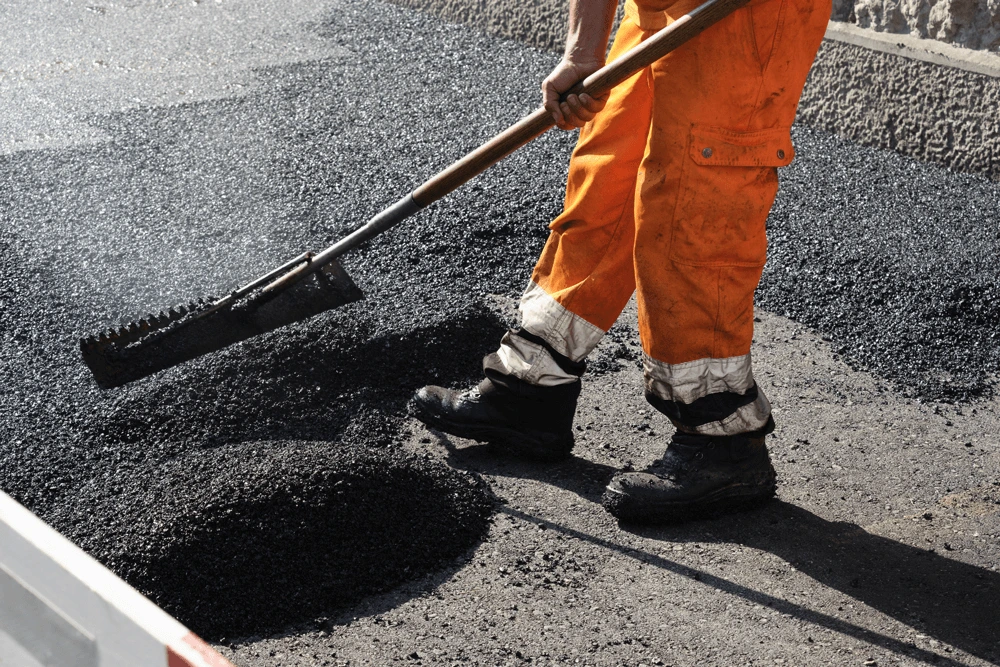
{"left": 384, "top": 0, "right": 999, "bottom": 179}
{"left": 799, "top": 39, "right": 1000, "bottom": 178}
{"left": 832, "top": 0, "right": 1000, "bottom": 51}
{"left": 386, "top": 0, "right": 1000, "bottom": 53}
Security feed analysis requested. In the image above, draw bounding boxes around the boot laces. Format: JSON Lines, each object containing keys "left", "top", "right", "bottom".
{"left": 649, "top": 442, "right": 708, "bottom": 481}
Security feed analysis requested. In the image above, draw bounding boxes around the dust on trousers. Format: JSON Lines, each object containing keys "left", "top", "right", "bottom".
{"left": 492, "top": 0, "right": 831, "bottom": 436}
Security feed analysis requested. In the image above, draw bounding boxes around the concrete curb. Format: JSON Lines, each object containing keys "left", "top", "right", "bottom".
{"left": 799, "top": 35, "right": 999, "bottom": 180}
{"left": 824, "top": 20, "right": 1000, "bottom": 79}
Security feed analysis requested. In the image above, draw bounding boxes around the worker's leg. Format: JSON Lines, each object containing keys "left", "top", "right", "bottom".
{"left": 605, "top": 0, "right": 832, "bottom": 521}
{"left": 633, "top": 0, "right": 831, "bottom": 434}
{"left": 491, "top": 17, "right": 655, "bottom": 388}
{"left": 411, "top": 18, "right": 654, "bottom": 459}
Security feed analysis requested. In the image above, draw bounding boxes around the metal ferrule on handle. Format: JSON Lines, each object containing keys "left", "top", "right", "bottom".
{"left": 311, "top": 195, "right": 422, "bottom": 266}
{"left": 260, "top": 194, "right": 420, "bottom": 295}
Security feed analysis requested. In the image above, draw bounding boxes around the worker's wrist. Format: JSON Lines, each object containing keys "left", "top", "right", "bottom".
{"left": 563, "top": 30, "right": 607, "bottom": 66}
{"left": 561, "top": 46, "right": 605, "bottom": 69}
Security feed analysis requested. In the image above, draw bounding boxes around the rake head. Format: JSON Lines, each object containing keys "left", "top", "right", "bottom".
{"left": 81, "top": 259, "right": 363, "bottom": 389}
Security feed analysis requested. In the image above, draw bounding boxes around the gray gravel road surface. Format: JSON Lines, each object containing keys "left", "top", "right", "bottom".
{"left": 1, "top": 0, "right": 998, "bottom": 665}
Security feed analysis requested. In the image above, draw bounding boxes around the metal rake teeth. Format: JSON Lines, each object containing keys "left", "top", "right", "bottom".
{"left": 79, "top": 297, "right": 216, "bottom": 353}
{"left": 80, "top": 256, "right": 362, "bottom": 389}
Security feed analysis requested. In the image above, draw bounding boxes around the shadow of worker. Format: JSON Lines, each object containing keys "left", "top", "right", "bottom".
{"left": 435, "top": 433, "right": 619, "bottom": 504}
{"left": 633, "top": 500, "right": 1000, "bottom": 664}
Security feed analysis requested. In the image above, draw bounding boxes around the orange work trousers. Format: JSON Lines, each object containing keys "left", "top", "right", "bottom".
{"left": 503, "top": 0, "right": 830, "bottom": 435}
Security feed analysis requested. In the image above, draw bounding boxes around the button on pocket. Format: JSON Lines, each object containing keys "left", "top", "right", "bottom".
{"left": 669, "top": 125, "right": 794, "bottom": 267}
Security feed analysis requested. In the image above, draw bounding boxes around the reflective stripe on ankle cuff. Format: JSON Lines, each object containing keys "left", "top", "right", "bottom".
{"left": 643, "top": 352, "right": 756, "bottom": 405}
{"left": 519, "top": 281, "right": 605, "bottom": 363}
{"left": 494, "top": 332, "right": 581, "bottom": 387}
{"left": 673, "top": 391, "right": 772, "bottom": 437}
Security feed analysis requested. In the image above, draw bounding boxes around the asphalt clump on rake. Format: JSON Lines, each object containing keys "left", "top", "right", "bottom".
{"left": 0, "top": 0, "right": 999, "bottom": 643}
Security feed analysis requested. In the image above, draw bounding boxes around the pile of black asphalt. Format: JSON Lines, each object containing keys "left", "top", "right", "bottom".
{"left": 73, "top": 441, "right": 492, "bottom": 639}
{"left": 0, "top": 0, "right": 998, "bottom": 641}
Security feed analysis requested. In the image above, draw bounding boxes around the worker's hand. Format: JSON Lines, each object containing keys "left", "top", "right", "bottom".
{"left": 542, "top": 58, "right": 609, "bottom": 131}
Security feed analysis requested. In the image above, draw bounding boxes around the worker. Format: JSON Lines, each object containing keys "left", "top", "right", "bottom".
{"left": 411, "top": 0, "right": 832, "bottom": 523}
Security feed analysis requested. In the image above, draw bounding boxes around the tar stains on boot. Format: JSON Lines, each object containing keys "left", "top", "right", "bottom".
{"left": 602, "top": 422, "right": 777, "bottom": 524}
{"left": 410, "top": 353, "right": 580, "bottom": 461}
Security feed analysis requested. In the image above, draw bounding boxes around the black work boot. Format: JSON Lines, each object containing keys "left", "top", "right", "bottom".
{"left": 410, "top": 371, "right": 580, "bottom": 462}
{"left": 602, "top": 418, "right": 777, "bottom": 523}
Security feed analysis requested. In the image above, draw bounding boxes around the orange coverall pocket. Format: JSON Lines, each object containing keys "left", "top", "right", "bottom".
{"left": 668, "top": 124, "right": 793, "bottom": 268}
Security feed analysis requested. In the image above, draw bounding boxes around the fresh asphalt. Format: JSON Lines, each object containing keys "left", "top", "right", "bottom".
{"left": 1, "top": 0, "right": 998, "bottom": 658}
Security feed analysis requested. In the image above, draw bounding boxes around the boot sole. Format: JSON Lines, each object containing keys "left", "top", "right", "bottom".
{"left": 602, "top": 476, "right": 777, "bottom": 525}
{"left": 408, "top": 399, "right": 574, "bottom": 462}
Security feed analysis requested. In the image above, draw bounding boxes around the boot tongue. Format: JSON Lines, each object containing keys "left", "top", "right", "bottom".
{"left": 666, "top": 440, "right": 704, "bottom": 461}
{"left": 650, "top": 440, "right": 702, "bottom": 479}
{"left": 475, "top": 378, "right": 494, "bottom": 397}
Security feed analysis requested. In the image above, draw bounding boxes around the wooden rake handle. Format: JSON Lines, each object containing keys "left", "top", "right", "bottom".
{"left": 299, "top": 0, "right": 750, "bottom": 275}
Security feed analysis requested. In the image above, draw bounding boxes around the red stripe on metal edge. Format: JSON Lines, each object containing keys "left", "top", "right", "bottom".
{"left": 166, "top": 632, "right": 236, "bottom": 667}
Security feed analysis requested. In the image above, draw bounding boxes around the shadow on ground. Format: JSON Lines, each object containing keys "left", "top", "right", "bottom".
{"left": 439, "top": 441, "right": 1000, "bottom": 666}
{"left": 674, "top": 501, "right": 1000, "bottom": 666}
{"left": 437, "top": 434, "right": 618, "bottom": 503}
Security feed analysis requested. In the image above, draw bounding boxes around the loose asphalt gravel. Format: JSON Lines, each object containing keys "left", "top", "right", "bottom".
{"left": 1, "top": 0, "right": 998, "bottom": 653}
{"left": 762, "top": 126, "right": 1000, "bottom": 402}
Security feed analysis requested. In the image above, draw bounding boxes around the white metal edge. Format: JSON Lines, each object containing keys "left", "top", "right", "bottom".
{"left": 0, "top": 491, "right": 229, "bottom": 667}
{"left": 825, "top": 20, "right": 1000, "bottom": 79}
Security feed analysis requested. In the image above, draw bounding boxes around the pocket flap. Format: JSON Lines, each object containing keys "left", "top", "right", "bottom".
{"left": 689, "top": 125, "right": 794, "bottom": 167}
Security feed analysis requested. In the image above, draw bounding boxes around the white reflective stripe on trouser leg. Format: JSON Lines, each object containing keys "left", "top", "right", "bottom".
{"left": 643, "top": 353, "right": 756, "bottom": 404}
{"left": 495, "top": 331, "right": 580, "bottom": 387}
{"left": 644, "top": 352, "right": 771, "bottom": 436}
{"left": 518, "top": 281, "right": 605, "bottom": 363}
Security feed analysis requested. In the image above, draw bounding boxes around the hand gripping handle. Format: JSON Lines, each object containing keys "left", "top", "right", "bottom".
{"left": 410, "top": 0, "right": 751, "bottom": 206}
